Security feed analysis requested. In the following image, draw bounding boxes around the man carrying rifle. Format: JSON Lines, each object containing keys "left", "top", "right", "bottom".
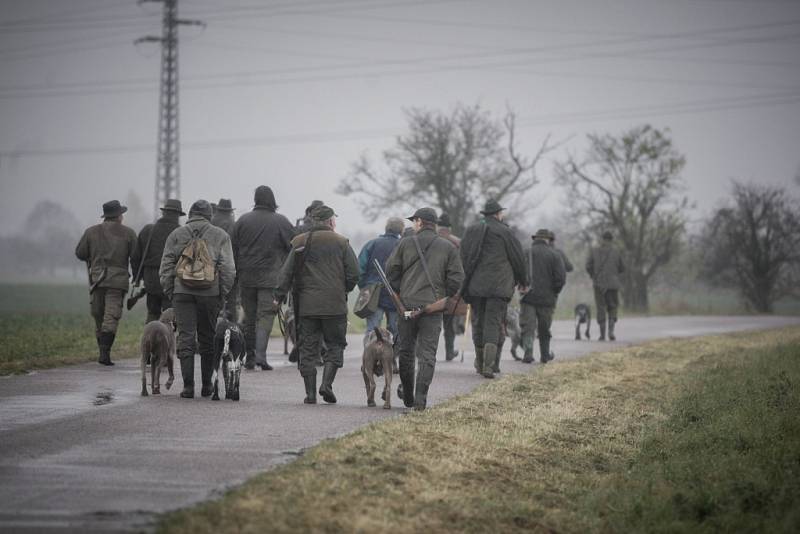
{"left": 75, "top": 200, "right": 138, "bottom": 366}
{"left": 384, "top": 207, "right": 464, "bottom": 411}
{"left": 460, "top": 200, "right": 528, "bottom": 379}
{"left": 274, "top": 204, "right": 359, "bottom": 405}
{"left": 130, "top": 199, "right": 184, "bottom": 322}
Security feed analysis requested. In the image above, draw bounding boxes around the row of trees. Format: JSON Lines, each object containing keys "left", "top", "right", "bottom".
{"left": 338, "top": 103, "right": 800, "bottom": 313}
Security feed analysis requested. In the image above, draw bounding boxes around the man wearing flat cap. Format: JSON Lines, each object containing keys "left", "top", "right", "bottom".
{"left": 587, "top": 230, "right": 625, "bottom": 341}
{"left": 520, "top": 229, "right": 566, "bottom": 363}
{"left": 131, "top": 199, "right": 184, "bottom": 323}
{"left": 211, "top": 198, "right": 238, "bottom": 321}
{"left": 436, "top": 212, "right": 462, "bottom": 361}
{"left": 160, "top": 200, "right": 236, "bottom": 398}
{"left": 76, "top": 200, "right": 139, "bottom": 366}
{"left": 459, "top": 199, "right": 528, "bottom": 378}
{"left": 275, "top": 204, "right": 359, "bottom": 405}
{"left": 384, "top": 207, "right": 464, "bottom": 411}
{"left": 232, "top": 187, "right": 295, "bottom": 370}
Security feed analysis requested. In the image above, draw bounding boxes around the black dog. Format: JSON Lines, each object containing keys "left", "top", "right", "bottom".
{"left": 212, "top": 319, "right": 247, "bottom": 401}
{"left": 574, "top": 303, "right": 591, "bottom": 340}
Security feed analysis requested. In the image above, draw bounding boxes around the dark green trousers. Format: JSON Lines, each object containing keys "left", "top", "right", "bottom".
{"left": 470, "top": 297, "right": 507, "bottom": 348}
{"left": 297, "top": 315, "right": 347, "bottom": 378}
{"left": 593, "top": 286, "right": 619, "bottom": 323}
{"left": 90, "top": 287, "right": 124, "bottom": 336}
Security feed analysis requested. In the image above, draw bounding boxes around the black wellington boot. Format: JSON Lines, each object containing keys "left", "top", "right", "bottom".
{"left": 599, "top": 319, "right": 607, "bottom": 341}
{"left": 319, "top": 363, "right": 338, "bottom": 404}
{"left": 303, "top": 373, "right": 317, "bottom": 404}
{"left": 98, "top": 332, "right": 115, "bottom": 366}
{"left": 179, "top": 357, "right": 194, "bottom": 398}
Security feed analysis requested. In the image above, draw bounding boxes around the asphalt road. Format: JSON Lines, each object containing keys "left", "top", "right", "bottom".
{"left": 1, "top": 315, "right": 798, "bottom": 533}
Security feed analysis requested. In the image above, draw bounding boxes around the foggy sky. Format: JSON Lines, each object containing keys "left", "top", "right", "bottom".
{"left": 1, "top": 0, "right": 799, "bottom": 239}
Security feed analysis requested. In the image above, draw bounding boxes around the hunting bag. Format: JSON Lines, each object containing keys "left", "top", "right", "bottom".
{"left": 176, "top": 229, "right": 217, "bottom": 289}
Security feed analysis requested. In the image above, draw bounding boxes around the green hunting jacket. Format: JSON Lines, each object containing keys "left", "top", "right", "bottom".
{"left": 586, "top": 242, "right": 625, "bottom": 290}
{"left": 159, "top": 216, "right": 236, "bottom": 299}
{"left": 384, "top": 227, "right": 464, "bottom": 309}
{"left": 460, "top": 217, "right": 528, "bottom": 301}
{"left": 75, "top": 220, "right": 138, "bottom": 291}
{"left": 275, "top": 225, "right": 360, "bottom": 317}
{"left": 521, "top": 239, "right": 566, "bottom": 308}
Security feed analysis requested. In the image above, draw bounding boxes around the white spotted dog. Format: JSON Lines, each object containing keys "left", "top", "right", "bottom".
{"left": 212, "top": 319, "right": 247, "bottom": 401}
{"left": 140, "top": 308, "right": 177, "bottom": 396}
{"left": 361, "top": 327, "right": 394, "bottom": 409}
{"left": 574, "top": 303, "right": 591, "bottom": 340}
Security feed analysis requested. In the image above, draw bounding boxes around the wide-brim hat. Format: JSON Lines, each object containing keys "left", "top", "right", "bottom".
{"left": 533, "top": 228, "right": 551, "bottom": 240}
{"left": 102, "top": 200, "right": 127, "bottom": 218}
{"left": 311, "top": 204, "right": 337, "bottom": 221}
{"left": 437, "top": 212, "right": 452, "bottom": 227}
{"left": 160, "top": 198, "right": 186, "bottom": 215}
{"left": 216, "top": 198, "right": 234, "bottom": 212}
{"left": 480, "top": 199, "right": 504, "bottom": 215}
{"left": 407, "top": 207, "right": 437, "bottom": 223}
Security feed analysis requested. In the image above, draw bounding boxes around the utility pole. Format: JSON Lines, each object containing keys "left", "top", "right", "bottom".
{"left": 135, "top": 0, "right": 204, "bottom": 218}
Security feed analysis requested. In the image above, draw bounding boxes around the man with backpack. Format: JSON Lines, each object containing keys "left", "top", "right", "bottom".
{"left": 160, "top": 200, "right": 236, "bottom": 399}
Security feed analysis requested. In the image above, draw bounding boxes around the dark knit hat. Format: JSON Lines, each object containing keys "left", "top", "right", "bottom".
{"left": 189, "top": 199, "right": 213, "bottom": 220}
{"left": 407, "top": 207, "right": 437, "bottom": 224}
{"left": 254, "top": 186, "right": 277, "bottom": 210}
{"left": 102, "top": 200, "right": 127, "bottom": 218}
{"left": 480, "top": 199, "right": 504, "bottom": 215}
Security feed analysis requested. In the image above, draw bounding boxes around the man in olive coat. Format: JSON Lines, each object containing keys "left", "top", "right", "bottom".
{"left": 211, "top": 198, "right": 238, "bottom": 321}
{"left": 75, "top": 200, "right": 139, "bottom": 365}
{"left": 275, "top": 205, "right": 360, "bottom": 404}
{"left": 232, "top": 187, "right": 295, "bottom": 370}
{"left": 547, "top": 230, "right": 574, "bottom": 273}
{"left": 132, "top": 199, "right": 184, "bottom": 323}
{"left": 520, "top": 229, "right": 567, "bottom": 363}
{"left": 586, "top": 231, "right": 626, "bottom": 341}
{"left": 437, "top": 213, "right": 462, "bottom": 361}
{"left": 385, "top": 207, "right": 464, "bottom": 410}
{"left": 160, "top": 200, "right": 236, "bottom": 398}
{"left": 460, "top": 200, "right": 528, "bottom": 379}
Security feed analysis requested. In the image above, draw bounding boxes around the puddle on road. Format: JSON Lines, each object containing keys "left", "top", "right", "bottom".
{"left": 93, "top": 390, "right": 115, "bottom": 406}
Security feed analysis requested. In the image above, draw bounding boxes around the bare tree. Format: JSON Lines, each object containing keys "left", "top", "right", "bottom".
{"left": 555, "top": 125, "right": 689, "bottom": 312}
{"left": 699, "top": 182, "right": 800, "bottom": 313}
{"left": 337, "top": 103, "right": 553, "bottom": 236}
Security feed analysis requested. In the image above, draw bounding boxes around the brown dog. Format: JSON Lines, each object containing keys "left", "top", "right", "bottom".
{"left": 140, "top": 308, "right": 176, "bottom": 396}
{"left": 361, "top": 327, "right": 394, "bottom": 409}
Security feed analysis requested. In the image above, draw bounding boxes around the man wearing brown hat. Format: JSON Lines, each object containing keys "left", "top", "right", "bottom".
{"left": 211, "top": 198, "right": 238, "bottom": 321}
{"left": 587, "top": 231, "right": 625, "bottom": 341}
{"left": 460, "top": 199, "right": 528, "bottom": 378}
{"left": 232, "top": 186, "right": 295, "bottom": 370}
{"left": 160, "top": 200, "right": 236, "bottom": 398}
{"left": 275, "top": 204, "right": 359, "bottom": 404}
{"left": 520, "top": 229, "right": 566, "bottom": 363}
{"left": 131, "top": 199, "right": 184, "bottom": 323}
{"left": 384, "top": 207, "right": 464, "bottom": 410}
{"left": 437, "top": 212, "right": 462, "bottom": 361}
{"left": 75, "top": 200, "right": 139, "bottom": 365}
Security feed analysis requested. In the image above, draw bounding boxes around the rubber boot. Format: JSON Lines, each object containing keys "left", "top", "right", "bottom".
{"left": 200, "top": 353, "right": 214, "bottom": 397}
{"left": 493, "top": 339, "right": 503, "bottom": 374}
{"left": 255, "top": 327, "right": 273, "bottom": 370}
{"left": 319, "top": 363, "right": 338, "bottom": 404}
{"left": 473, "top": 346, "right": 484, "bottom": 374}
{"left": 599, "top": 319, "right": 607, "bottom": 341}
{"left": 398, "top": 360, "right": 415, "bottom": 408}
{"left": 481, "top": 343, "right": 497, "bottom": 378}
{"left": 179, "top": 356, "right": 194, "bottom": 398}
{"left": 539, "top": 337, "right": 552, "bottom": 363}
{"left": 303, "top": 373, "right": 317, "bottom": 404}
{"left": 414, "top": 363, "right": 435, "bottom": 411}
{"left": 244, "top": 349, "right": 256, "bottom": 370}
{"left": 608, "top": 318, "right": 617, "bottom": 341}
{"left": 98, "top": 332, "right": 115, "bottom": 366}
{"left": 521, "top": 336, "right": 534, "bottom": 363}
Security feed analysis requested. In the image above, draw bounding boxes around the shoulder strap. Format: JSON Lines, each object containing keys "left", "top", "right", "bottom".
{"left": 412, "top": 235, "right": 439, "bottom": 300}
{"left": 293, "top": 230, "right": 315, "bottom": 286}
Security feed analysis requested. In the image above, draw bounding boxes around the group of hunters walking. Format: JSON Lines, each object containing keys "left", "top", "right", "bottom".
{"left": 75, "top": 186, "right": 625, "bottom": 411}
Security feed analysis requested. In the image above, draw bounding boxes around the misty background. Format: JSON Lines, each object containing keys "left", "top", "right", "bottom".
{"left": 1, "top": 0, "right": 799, "bottom": 296}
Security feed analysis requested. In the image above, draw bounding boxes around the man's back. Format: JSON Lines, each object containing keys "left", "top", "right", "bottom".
{"left": 587, "top": 243, "right": 624, "bottom": 290}
{"left": 232, "top": 208, "right": 294, "bottom": 287}
{"left": 76, "top": 221, "right": 137, "bottom": 290}
{"left": 522, "top": 240, "right": 566, "bottom": 307}
{"left": 460, "top": 217, "right": 527, "bottom": 300}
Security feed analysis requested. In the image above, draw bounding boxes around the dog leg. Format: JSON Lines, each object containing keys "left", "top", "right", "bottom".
{"left": 211, "top": 363, "right": 220, "bottom": 401}
{"left": 165, "top": 353, "right": 175, "bottom": 390}
{"left": 362, "top": 365, "right": 375, "bottom": 407}
{"left": 382, "top": 353, "right": 393, "bottom": 409}
{"left": 575, "top": 315, "right": 582, "bottom": 340}
{"left": 140, "top": 353, "right": 149, "bottom": 397}
{"left": 152, "top": 356, "right": 161, "bottom": 395}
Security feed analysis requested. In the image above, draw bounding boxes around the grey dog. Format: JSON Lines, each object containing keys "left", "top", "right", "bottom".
{"left": 140, "top": 308, "right": 176, "bottom": 396}
{"left": 361, "top": 327, "right": 394, "bottom": 409}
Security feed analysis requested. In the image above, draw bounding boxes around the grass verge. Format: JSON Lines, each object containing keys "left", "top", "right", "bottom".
{"left": 158, "top": 327, "right": 800, "bottom": 533}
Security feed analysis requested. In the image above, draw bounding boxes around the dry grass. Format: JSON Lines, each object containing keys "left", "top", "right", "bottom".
{"left": 159, "top": 327, "right": 800, "bottom": 533}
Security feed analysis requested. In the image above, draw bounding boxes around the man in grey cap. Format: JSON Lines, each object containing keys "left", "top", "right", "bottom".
{"left": 160, "top": 200, "right": 236, "bottom": 398}
{"left": 384, "top": 207, "right": 464, "bottom": 410}
{"left": 76, "top": 200, "right": 139, "bottom": 366}
{"left": 131, "top": 199, "right": 184, "bottom": 323}
{"left": 437, "top": 212, "right": 462, "bottom": 361}
{"left": 520, "top": 229, "right": 566, "bottom": 363}
{"left": 232, "top": 186, "right": 295, "bottom": 370}
{"left": 587, "top": 231, "right": 625, "bottom": 341}
{"left": 275, "top": 204, "right": 360, "bottom": 404}
{"left": 460, "top": 199, "right": 528, "bottom": 378}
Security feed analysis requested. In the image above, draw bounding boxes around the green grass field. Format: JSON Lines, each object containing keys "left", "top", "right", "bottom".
{"left": 158, "top": 327, "right": 800, "bottom": 533}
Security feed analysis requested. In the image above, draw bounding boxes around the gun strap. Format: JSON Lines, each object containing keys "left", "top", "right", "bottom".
{"left": 461, "top": 222, "right": 489, "bottom": 294}
{"left": 412, "top": 235, "right": 439, "bottom": 300}
{"left": 133, "top": 224, "right": 155, "bottom": 285}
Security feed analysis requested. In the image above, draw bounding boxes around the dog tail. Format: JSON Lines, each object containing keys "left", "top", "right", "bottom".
{"left": 373, "top": 327, "right": 384, "bottom": 344}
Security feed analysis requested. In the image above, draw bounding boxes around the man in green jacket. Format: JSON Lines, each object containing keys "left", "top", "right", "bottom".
{"left": 385, "top": 207, "right": 464, "bottom": 410}
{"left": 460, "top": 200, "right": 528, "bottom": 379}
{"left": 275, "top": 205, "right": 360, "bottom": 405}
{"left": 586, "top": 231, "right": 626, "bottom": 341}
{"left": 75, "top": 200, "right": 139, "bottom": 366}
{"left": 521, "top": 229, "right": 566, "bottom": 363}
